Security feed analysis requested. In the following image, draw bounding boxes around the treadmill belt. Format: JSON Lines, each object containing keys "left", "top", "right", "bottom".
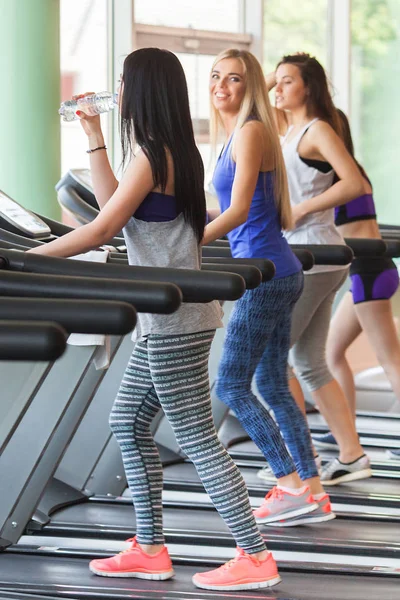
{"left": 44, "top": 500, "right": 400, "bottom": 559}
{"left": 229, "top": 440, "right": 399, "bottom": 468}
{"left": 162, "top": 462, "right": 400, "bottom": 508}
{"left": 0, "top": 553, "right": 399, "bottom": 600}
{"left": 307, "top": 413, "right": 400, "bottom": 442}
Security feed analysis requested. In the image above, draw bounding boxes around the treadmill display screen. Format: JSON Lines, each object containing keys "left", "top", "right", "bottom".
{"left": 0, "top": 192, "right": 51, "bottom": 236}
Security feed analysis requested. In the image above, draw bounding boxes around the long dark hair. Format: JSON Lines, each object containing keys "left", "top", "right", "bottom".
{"left": 336, "top": 108, "right": 369, "bottom": 181}
{"left": 120, "top": 48, "right": 206, "bottom": 242}
{"left": 277, "top": 53, "right": 342, "bottom": 136}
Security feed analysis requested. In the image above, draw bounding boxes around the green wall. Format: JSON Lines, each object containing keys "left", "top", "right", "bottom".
{"left": 0, "top": 0, "right": 61, "bottom": 218}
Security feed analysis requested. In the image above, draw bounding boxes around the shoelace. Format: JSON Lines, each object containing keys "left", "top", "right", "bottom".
{"left": 264, "top": 486, "right": 284, "bottom": 502}
{"left": 222, "top": 548, "right": 259, "bottom": 571}
{"left": 118, "top": 537, "right": 137, "bottom": 554}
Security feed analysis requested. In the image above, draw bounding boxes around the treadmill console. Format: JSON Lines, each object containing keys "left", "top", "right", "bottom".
{"left": 72, "top": 168, "right": 93, "bottom": 190}
{"left": 0, "top": 191, "right": 52, "bottom": 239}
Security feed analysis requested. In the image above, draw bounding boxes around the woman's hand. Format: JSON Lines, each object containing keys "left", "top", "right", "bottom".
{"left": 73, "top": 92, "right": 102, "bottom": 138}
{"left": 290, "top": 203, "right": 308, "bottom": 228}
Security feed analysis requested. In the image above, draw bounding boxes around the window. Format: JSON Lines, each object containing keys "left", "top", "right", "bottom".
{"left": 60, "top": 0, "right": 109, "bottom": 174}
{"left": 133, "top": 4, "right": 252, "bottom": 187}
{"left": 263, "top": 0, "right": 329, "bottom": 73}
{"left": 134, "top": 0, "right": 240, "bottom": 32}
{"left": 351, "top": 0, "right": 400, "bottom": 224}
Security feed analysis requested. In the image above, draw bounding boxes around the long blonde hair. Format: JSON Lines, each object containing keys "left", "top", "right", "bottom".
{"left": 210, "top": 48, "right": 292, "bottom": 230}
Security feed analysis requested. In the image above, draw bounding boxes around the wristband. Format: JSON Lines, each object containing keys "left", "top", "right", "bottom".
{"left": 87, "top": 145, "right": 107, "bottom": 154}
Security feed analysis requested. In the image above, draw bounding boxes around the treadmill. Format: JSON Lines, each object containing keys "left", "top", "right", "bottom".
{"left": 0, "top": 200, "right": 399, "bottom": 598}
{"left": 43, "top": 176, "right": 400, "bottom": 511}
{"left": 55, "top": 170, "right": 400, "bottom": 446}
{"left": 1, "top": 201, "right": 396, "bottom": 517}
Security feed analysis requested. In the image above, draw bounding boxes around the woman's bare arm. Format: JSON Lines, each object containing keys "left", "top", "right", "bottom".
{"left": 292, "top": 121, "right": 364, "bottom": 224}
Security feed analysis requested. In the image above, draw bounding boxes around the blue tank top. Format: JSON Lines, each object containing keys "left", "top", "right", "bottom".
{"left": 212, "top": 134, "right": 301, "bottom": 279}
{"left": 134, "top": 191, "right": 179, "bottom": 222}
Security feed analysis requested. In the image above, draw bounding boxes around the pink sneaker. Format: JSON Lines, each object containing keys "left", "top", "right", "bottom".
{"left": 266, "top": 493, "right": 336, "bottom": 526}
{"left": 253, "top": 486, "right": 318, "bottom": 524}
{"left": 192, "top": 548, "right": 281, "bottom": 591}
{"left": 89, "top": 537, "right": 174, "bottom": 580}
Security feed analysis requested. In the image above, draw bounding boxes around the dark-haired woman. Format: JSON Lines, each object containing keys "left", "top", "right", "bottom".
{"left": 28, "top": 48, "right": 281, "bottom": 592}
{"left": 258, "top": 54, "right": 371, "bottom": 489}
{"left": 325, "top": 109, "right": 400, "bottom": 462}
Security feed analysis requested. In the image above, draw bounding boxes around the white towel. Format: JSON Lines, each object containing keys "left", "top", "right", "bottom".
{"left": 67, "top": 250, "right": 111, "bottom": 370}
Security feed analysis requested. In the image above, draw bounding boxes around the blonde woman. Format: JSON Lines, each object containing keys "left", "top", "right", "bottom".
{"left": 201, "top": 49, "right": 334, "bottom": 553}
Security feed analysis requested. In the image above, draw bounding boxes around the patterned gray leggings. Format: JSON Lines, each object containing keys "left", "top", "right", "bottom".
{"left": 109, "top": 329, "right": 266, "bottom": 553}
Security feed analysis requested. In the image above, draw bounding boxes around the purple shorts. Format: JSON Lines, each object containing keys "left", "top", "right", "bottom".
{"left": 350, "top": 256, "right": 399, "bottom": 304}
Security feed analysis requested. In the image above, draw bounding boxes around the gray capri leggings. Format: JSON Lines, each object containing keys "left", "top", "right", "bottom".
{"left": 288, "top": 268, "right": 348, "bottom": 391}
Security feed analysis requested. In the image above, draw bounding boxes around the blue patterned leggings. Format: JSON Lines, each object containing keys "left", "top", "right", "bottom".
{"left": 216, "top": 271, "right": 318, "bottom": 481}
{"left": 110, "top": 330, "right": 266, "bottom": 553}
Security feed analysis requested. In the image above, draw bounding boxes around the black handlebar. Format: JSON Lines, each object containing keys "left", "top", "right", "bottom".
{"left": 344, "top": 238, "right": 386, "bottom": 257}
{"left": 202, "top": 246, "right": 233, "bottom": 259}
{"left": 383, "top": 239, "right": 400, "bottom": 258}
{"left": 0, "top": 320, "right": 67, "bottom": 361}
{"left": 0, "top": 297, "right": 136, "bottom": 335}
{"left": 0, "top": 269, "right": 181, "bottom": 315}
{"left": 292, "top": 249, "right": 314, "bottom": 271}
{"left": 0, "top": 249, "right": 245, "bottom": 303}
{"left": 202, "top": 263, "right": 262, "bottom": 289}
{"left": 202, "top": 244, "right": 316, "bottom": 271}
{"left": 290, "top": 244, "right": 353, "bottom": 265}
{"left": 201, "top": 257, "right": 275, "bottom": 282}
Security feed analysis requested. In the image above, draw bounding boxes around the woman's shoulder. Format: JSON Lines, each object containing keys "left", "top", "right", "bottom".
{"left": 306, "top": 118, "right": 335, "bottom": 138}
{"left": 240, "top": 119, "right": 265, "bottom": 133}
{"left": 237, "top": 119, "right": 267, "bottom": 145}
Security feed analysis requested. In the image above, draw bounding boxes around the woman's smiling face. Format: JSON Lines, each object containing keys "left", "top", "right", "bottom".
{"left": 210, "top": 58, "right": 246, "bottom": 114}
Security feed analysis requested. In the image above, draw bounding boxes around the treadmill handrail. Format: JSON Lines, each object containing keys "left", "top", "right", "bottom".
{"left": 292, "top": 249, "right": 314, "bottom": 271}
{"left": 201, "top": 257, "right": 275, "bottom": 282}
{"left": 0, "top": 268, "right": 181, "bottom": 314}
{"left": 202, "top": 244, "right": 315, "bottom": 271}
{"left": 201, "top": 263, "right": 262, "bottom": 289}
{"left": 104, "top": 251, "right": 275, "bottom": 284}
{"left": 290, "top": 244, "right": 354, "bottom": 265}
{"left": 344, "top": 238, "right": 387, "bottom": 257}
{"left": 0, "top": 248, "right": 245, "bottom": 302}
{"left": 0, "top": 227, "right": 42, "bottom": 248}
{"left": 0, "top": 238, "right": 29, "bottom": 252}
{"left": 0, "top": 320, "right": 66, "bottom": 361}
{"left": 382, "top": 239, "right": 400, "bottom": 258}
{"left": 0, "top": 297, "right": 137, "bottom": 335}
{"left": 208, "top": 237, "right": 387, "bottom": 260}
{"left": 57, "top": 186, "right": 124, "bottom": 238}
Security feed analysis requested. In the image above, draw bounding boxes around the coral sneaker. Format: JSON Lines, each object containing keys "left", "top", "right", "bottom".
{"left": 253, "top": 486, "right": 318, "bottom": 524}
{"left": 267, "top": 494, "right": 336, "bottom": 526}
{"left": 89, "top": 537, "right": 174, "bottom": 580}
{"left": 192, "top": 548, "right": 281, "bottom": 591}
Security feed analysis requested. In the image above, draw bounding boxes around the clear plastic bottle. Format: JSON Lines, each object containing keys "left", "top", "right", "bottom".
{"left": 59, "top": 91, "right": 118, "bottom": 122}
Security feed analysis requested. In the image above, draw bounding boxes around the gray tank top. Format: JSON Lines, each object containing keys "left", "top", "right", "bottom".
{"left": 123, "top": 213, "right": 223, "bottom": 340}
{"left": 281, "top": 118, "right": 347, "bottom": 273}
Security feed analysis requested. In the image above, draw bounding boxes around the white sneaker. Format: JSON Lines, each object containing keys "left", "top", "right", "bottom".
{"left": 320, "top": 455, "right": 372, "bottom": 486}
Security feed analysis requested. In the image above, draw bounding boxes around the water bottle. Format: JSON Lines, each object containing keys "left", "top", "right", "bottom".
{"left": 59, "top": 91, "right": 118, "bottom": 122}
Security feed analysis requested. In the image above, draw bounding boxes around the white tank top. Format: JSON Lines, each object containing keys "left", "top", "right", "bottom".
{"left": 281, "top": 118, "right": 347, "bottom": 273}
